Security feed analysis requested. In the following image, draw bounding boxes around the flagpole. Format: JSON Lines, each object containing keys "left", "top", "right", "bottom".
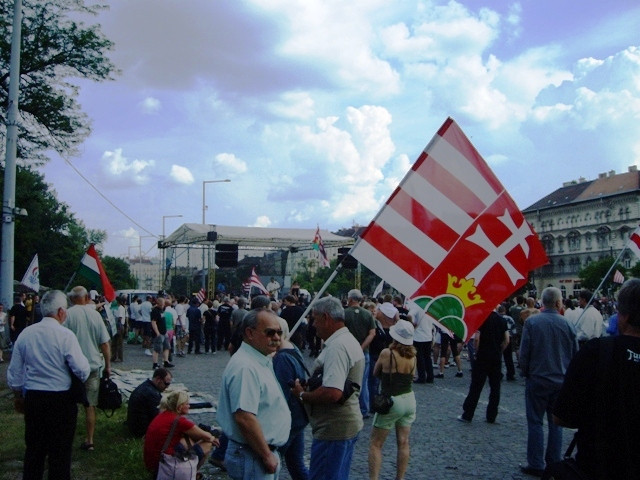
{"left": 574, "top": 240, "right": 630, "bottom": 327}
{"left": 289, "top": 263, "right": 343, "bottom": 337}
{"left": 63, "top": 271, "right": 78, "bottom": 294}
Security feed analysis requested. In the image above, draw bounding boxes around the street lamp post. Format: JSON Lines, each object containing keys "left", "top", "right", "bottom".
{"left": 201, "top": 179, "right": 230, "bottom": 291}
{"left": 139, "top": 234, "right": 156, "bottom": 290}
{"left": 161, "top": 214, "right": 183, "bottom": 290}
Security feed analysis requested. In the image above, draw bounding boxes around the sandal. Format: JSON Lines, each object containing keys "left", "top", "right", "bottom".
{"left": 80, "top": 442, "right": 94, "bottom": 451}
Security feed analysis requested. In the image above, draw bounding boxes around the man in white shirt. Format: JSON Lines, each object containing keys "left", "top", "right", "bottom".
{"left": 8, "top": 290, "right": 90, "bottom": 480}
{"left": 576, "top": 290, "right": 603, "bottom": 347}
{"left": 410, "top": 302, "right": 435, "bottom": 383}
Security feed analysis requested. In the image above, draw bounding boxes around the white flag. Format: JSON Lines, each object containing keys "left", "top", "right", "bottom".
{"left": 21, "top": 254, "right": 40, "bottom": 292}
{"left": 372, "top": 279, "right": 384, "bottom": 298}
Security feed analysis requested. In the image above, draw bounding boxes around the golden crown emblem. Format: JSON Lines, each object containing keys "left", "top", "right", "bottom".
{"left": 446, "top": 274, "right": 484, "bottom": 308}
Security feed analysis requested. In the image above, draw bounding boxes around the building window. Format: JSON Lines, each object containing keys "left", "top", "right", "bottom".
{"left": 542, "top": 235, "right": 554, "bottom": 254}
{"left": 567, "top": 231, "right": 580, "bottom": 251}
{"left": 624, "top": 253, "right": 631, "bottom": 269}
{"left": 560, "top": 285, "right": 566, "bottom": 298}
{"left": 596, "top": 226, "right": 611, "bottom": 249}
{"left": 569, "top": 257, "right": 581, "bottom": 273}
{"left": 558, "top": 260, "right": 566, "bottom": 273}
{"left": 585, "top": 232, "right": 592, "bottom": 250}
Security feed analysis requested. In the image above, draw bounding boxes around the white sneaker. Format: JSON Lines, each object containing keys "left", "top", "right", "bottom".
{"left": 144, "top": 349, "right": 152, "bottom": 356}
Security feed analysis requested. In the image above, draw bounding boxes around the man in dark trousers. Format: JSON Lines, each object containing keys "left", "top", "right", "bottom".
{"left": 458, "top": 307, "right": 509, "bottom": 423}
{"left": 7, "top": 290, "right": 90, "bottom": 480}
{"left": 216, "top": 296, "right": 234, "bottom": 352}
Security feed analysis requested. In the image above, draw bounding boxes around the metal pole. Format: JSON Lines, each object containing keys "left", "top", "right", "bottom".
{"left": 1, "top": 0, "right": 23, "bottom": 307}
{"left": 201, "top": 179, "right": 230, "bottom": 289}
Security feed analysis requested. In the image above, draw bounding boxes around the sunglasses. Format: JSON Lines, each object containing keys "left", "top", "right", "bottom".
{"left": 263, "top": 328, "right": 283, "bottom": 337}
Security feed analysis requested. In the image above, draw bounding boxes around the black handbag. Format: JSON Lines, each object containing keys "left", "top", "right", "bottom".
{"left": 541, "top": 435, "right": 589, "bottom": 480}
{"left": 371, "top": 351, "right": 395, "bottom": 415}
{"left": 97, "top": 373, "right": 122, "bottom": 417}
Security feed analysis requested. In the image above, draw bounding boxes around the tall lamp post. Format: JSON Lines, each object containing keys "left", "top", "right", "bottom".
{"left": 0, "top": 0, "right": 23, "bottom": 307}
{"left": 201, "top": 179, "right": 230, "bottom": 290}
{"left": 139, "top": 234, "right": 156, "bottom": 290}
{"left": 161, "top": 214, "right": 183, "bottom": 290}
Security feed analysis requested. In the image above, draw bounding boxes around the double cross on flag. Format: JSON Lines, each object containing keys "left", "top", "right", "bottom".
{"left": 350, "top": 118, "right": 548, "bottom": 341}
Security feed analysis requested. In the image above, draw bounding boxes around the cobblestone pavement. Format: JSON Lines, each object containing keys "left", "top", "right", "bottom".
{"left": 119, "top": 342, "right": 572, "bottom": 480}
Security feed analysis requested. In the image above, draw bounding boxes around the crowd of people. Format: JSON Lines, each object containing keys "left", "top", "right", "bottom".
{"left": 3, "top": 278, "right": 640, "bottom": 480}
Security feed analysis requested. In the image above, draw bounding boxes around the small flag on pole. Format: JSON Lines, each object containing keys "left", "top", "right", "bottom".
{"left": 613, "top": 269, "right": 625, "bottom": 284}
{"left": 20, "top": 254, "right": 40, "bottom": 292}
{"left": 312, "top": 226, "right": 330, "bottom": 267}
{"left": 249, "top": 267, "right": 269, "bottom": 295}
{"left": 628, "top": 226, "right": 640, "bottom": 260}
{"left": 195, "top": 288, "right": 206, "bottom": 303}
{"left": 78, "top": 244, "right": 116, "bottom": 302}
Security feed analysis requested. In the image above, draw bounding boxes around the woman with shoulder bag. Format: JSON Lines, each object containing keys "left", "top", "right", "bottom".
{"left": 144, "top": 390, "right": 220, "bottom": 479}
{"left": 368, "top": 320, "right": 417, "bottom": 480}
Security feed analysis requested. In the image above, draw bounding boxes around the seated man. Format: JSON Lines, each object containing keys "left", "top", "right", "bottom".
{"left": 127, "top": 368, "right": 172, "bottom": 437}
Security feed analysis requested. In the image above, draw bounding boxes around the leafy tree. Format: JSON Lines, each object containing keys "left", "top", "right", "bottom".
{"left": 579, "top": 257, "right": 625, "bottom": 294}
{"left": 0, "top": 0, "right": 118, "bottom": 165}
{"left": 0, "top": 165, "right": 103, "bottom": 289}
{"left": 102, "top": 255, "right": 136, "bottom": 290}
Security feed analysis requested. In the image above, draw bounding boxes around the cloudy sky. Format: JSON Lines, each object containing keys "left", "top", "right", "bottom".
{"left": 41, "top": 0, "right": 640, "bottom": 258}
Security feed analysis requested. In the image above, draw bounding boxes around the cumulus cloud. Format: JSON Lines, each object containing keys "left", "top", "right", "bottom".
{"left": 101, "top": 148, "right": 154, "bottom": 185}
{"left": 139, "top": 96, "right": 161, "bottom": 114}
{"left": 251, "top": 216, "right": 272, "bottom": 228}
{"left": 214, "top": 153, "right": 248, "bottom": 174}
{"left": 170, "top": 165, "right": 195, "bottom": 184}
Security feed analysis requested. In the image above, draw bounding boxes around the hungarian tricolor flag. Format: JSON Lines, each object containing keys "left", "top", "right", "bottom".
{"left": 78, "top": 244, "right": 116, "bottom": 302}
{"left": 350, "top": 118, "right": 548, "bottom": 341}
{"left": 249, "top": 267, "right": 269, "bottom": 295}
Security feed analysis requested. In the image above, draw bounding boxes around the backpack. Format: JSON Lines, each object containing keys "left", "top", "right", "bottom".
{"left": 97, "top": 374, "right": 122, "bottom": 417}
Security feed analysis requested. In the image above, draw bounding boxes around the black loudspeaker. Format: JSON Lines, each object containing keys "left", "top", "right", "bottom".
{"left": 207, "top": 231, "right": 218, "bottom": 242}
{"left": 216, "top": 244, "right": 238, "bottom": 268}
{"left": 338, "top": 247, "right": 358, "bottom": 269}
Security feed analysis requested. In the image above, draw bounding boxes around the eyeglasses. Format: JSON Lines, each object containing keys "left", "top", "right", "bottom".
{"left": 163, "top": 380, "right": 171, "bottom": 387}
{"left": 263, "top": 328, "right": 283, "bottom": 337}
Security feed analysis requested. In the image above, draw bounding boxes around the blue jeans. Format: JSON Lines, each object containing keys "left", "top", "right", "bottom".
{"left": 309, "top": 435, "right": 358, "bottom": 480}
{"left": 359, "top": 352, "right": 370, "bottom": 415}
{"left": 525, "top": 379, "right": 563, "bottom": 470}
{"left": 225, "top": 439, "right": 281, "bottom": 480}
{"left": 282, "top": 428, "right": 308, "bottom": 480}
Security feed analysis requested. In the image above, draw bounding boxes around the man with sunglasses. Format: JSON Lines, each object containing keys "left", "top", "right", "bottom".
{"left": 126, "top": 367, "right": 173, "bottom": 437}
{"left": 217, "top": 309, "right": 291, "bottom": 479}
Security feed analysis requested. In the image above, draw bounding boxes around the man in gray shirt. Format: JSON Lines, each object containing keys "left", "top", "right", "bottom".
{"left": 519, "top": 287, "right": 578, "bottom": 477}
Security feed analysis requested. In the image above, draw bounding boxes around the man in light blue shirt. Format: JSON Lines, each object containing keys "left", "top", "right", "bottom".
{"left": 217, "top": 309, "right": 291, "bottom": 479}
{"left": 7, "top": 290, "right": 90, "bottom": 480}
{"left": 519, "top": 287, "right": 578, "bottom": 476}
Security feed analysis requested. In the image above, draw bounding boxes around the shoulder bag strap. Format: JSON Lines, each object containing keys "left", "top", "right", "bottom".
{"left": 160, "top": 416, "right": 181, "bottom": 455}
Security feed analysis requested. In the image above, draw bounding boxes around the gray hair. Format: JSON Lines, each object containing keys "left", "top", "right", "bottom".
{"left": 347, "top": 289, "right": 363, "bottom": 301}
{"left": 541, "top": 287, "right": 562, "bottom": 309}
{"left": 313, "top": 296, "right": 344, "bottom": 322}
{"left": 237, "top": 296, "right": 247, "bottom": 309}
{"left": 68, "top": 286, "right": 88, "bottom": 304}
{"left": 40, "top": 290, "right": 69, "bottom": 317}
{"left": 242, "top": 309, "right": 276, "bottom": 337}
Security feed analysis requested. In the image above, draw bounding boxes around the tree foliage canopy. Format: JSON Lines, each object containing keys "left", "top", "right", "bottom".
{"left": 0, "top": 164, "right": 109, "bottom": 289}
{"left": 579, "top": 256, "right": 625, "bottom": 294}
{"left": 0, "top": 0, "right": 118, "bottom": 165}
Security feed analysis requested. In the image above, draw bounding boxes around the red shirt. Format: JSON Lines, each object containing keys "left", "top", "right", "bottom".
{"left": 143, "top": 411, "right": 195, "bottom": 472}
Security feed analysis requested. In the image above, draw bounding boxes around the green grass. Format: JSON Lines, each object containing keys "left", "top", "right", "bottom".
{"left": 0, "top": 383, "right": 150, "bottom": 480}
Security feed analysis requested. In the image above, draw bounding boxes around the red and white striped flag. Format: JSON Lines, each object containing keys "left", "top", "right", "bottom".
{"left": 628, "top": 226, "right": 640, "bottom": 260}
{"left": 350, "top": 118, "right": 548, "bottom": 341}
{"left": 613, "top": 269, "right": 625, "bottom": 284}
{"left": 195, "top": 288, "right": 206, "bottom": 303}
{"left": 249, "top": 267, "right": 269, "bottom": 295}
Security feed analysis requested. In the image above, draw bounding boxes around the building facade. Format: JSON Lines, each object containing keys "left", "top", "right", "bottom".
{"left": 523, "top": 166, "right": 640, "bottom": 299}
